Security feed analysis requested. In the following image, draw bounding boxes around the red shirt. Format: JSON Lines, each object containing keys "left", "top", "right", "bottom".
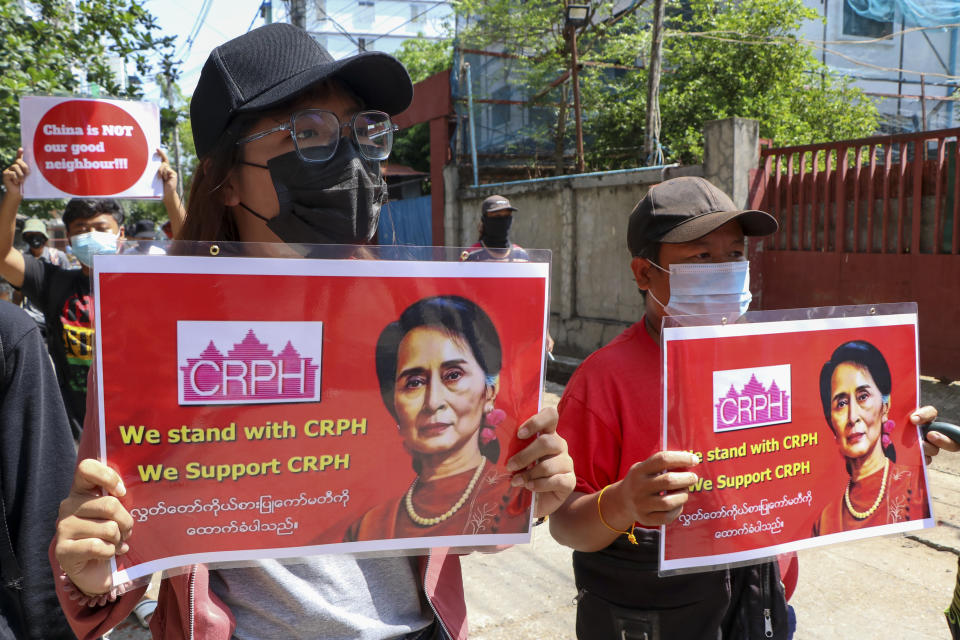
{"left": 557, "top": 319, "right": 800, "bottom": 599}
{"left": 557, "top": 320, "right": 661, "bottom": 495}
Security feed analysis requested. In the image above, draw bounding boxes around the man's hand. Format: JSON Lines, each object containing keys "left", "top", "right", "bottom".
{"left": 2, "top": 148, "right": 28, "bottom": 201}
{"left": 157, "top": 148, "right": 178, "bottom": 195}
{"left": 614, "top": 451, "right": 700, "bottom": 527}
{"left": 157, "top": 148, "right": 186, "bottom": 236}
{"left": 0, "top": 149, "right": 29, "bottom": 286}
{"left": 915, "top": 405, "right": 960, "bottom": 464}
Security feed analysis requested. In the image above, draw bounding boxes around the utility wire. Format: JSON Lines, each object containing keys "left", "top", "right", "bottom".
{"left": 176, "top": 0, "right": 209, "bottom": 56}
{"left": 176, "top": 0, "right": 214, "bottom": 61}
{"left": 366, "top": 2, "right": 450, "bottom": 46}
{"left": 319, "top": 12, "right": 363, "bottom": 48}
{"left": 664, "top": 30, "right": 960, "bottom": 81}
{"left": 672, "top": 22, "right": 960, "bottom": 47}
{"left": 246, "top": 4, "right": 263, "bottom": 32}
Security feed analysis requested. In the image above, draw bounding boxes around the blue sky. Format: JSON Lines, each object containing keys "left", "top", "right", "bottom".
{"left": 140, "top": 0, "right": 283, "bottom": 103}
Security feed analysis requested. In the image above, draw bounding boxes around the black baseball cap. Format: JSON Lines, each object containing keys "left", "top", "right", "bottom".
{"left": 627, "top": 177, "right": 778, "bottom": 257}
{"left": 132, "top": 219, "right": 156, "bottom": 239}
{"left": 191, "top": 23, "right": 413, "bottom": 158}
{"left": 481, "top": 195, "right": 517, "bottom": 216}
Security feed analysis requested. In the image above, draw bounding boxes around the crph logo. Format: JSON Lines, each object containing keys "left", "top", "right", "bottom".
{"left": 712, "top": 364, "right": 791, "bottom": 432}
{"left": 177, "top": 321, "right": 322, "bottom": 405}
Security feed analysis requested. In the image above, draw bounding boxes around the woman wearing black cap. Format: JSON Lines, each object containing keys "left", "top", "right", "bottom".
{"left": 52, "top": 23, "right": 574, "bottom": 640}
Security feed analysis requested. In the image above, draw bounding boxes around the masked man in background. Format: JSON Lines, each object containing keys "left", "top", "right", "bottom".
{"left": 462, "top": 195, "right": 530, "bottom": 262}
{"left": 17, "top": 217, "right": 74, "bottom": 339}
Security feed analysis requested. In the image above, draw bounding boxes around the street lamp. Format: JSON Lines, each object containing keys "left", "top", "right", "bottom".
{"left": 565, "top": 3, "right": 589, "bottom": 173}
{"left": 565, "top": 4, "right": 589, "bottom": 26}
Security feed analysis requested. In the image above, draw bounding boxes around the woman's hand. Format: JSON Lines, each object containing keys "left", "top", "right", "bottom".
{"left": 54, "top": 459, "right": 134, "bottom": 596}
{"left": 915, "top": 405, "right": 960, "bottom": 464}
{"left": 505, "top": 407, "right": 576, "bottom": 518}
{"left": 2, "top": 148, "right": 28, "bottom": 202}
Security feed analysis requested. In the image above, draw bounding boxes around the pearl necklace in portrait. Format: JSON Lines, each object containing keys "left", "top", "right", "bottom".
{"left": 405, "top": 459, "right": 487, "bottom": 527}
{"left": 844, "top": 457, "right": 890, "bottom": 520}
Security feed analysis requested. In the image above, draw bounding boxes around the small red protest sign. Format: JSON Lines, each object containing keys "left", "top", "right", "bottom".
{"left": 20, "top": 96, "right": 162, "bottom": 199}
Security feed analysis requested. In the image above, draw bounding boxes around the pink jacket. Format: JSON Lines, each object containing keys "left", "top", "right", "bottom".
{"left": 51, "top": 368, "right": 469, "bottom": 640}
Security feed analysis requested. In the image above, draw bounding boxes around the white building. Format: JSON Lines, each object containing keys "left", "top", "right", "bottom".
{"left": 305, "top": 0, "right": 452, "bottom": 59}
{"left": 800, "top": 0, "right": 958, "bottom": 132}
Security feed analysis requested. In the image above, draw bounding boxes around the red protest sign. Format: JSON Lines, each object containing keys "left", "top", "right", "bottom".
{"left": 93, "top": 255, "right": 550, "bottom": 585}
{"left": 660, "top": 311, "right": 933, "bottom": 573}
{"left": 20, "top": 96, "right": 162, "bottom": 199}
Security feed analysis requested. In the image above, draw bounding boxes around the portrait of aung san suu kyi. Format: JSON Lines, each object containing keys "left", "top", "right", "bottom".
{"left": 812, "top": 340, "right": 929, "bottom": 536}
{"left": 344, "top": 295, "right": 531, "bottom": 541}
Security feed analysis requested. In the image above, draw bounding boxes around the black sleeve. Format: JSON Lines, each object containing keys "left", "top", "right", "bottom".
{"left": 0, "top": 301, "right": 75, "bottom": 639}
{"left": 18, "top": 255, "right": 47, "bottom": 309}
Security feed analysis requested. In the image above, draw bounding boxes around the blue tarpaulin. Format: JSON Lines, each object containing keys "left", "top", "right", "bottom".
{"left": 378, "top": 195, "right": 432, "bottom": 246}
{"left": 847, "top": 0, "right": 960, "bottom": 27}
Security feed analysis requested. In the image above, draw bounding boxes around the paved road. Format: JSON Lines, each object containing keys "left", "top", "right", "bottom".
{"left": 109, "top": 379, "right": 960, "bottom": 639}
{"left": 464, "top": 378, "right": 960, "bottom": 640}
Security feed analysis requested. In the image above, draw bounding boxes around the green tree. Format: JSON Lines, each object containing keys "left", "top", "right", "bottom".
{"left": 451, "top": 0, "right": 878, "bottom": 170}
{"left": 656, "top": 0, "right": 878, "bottom": 164}
{"left": 0, "top": 0, "right": 178, "bottom": 218}
{"left": 454, "top": 0, "right": 637, "bottom": 173}
{"left": 390, "top": 37, "right": 452, "bottom": 175}
{"left": 395, "top": 37, "right": 452, "bottom": 84}
{"left": 389, "top": 3, "right": 643, "bottom": 174}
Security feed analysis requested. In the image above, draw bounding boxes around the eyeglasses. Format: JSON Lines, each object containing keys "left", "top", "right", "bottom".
{"left": 235, "top": 109, "right": 399, "bottom": 163}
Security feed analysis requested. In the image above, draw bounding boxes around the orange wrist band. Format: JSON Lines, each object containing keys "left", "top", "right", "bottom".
{"left": 597, "top": 485, "right": 638, "bottom": 545}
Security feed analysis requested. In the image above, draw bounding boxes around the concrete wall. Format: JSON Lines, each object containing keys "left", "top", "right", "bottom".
{"left": 451, "top": 170, "right": 669, "bottom": 357}
{"left": 447, "top": 118, "right": 757, "bottom": 358}
{"left": 703, "top": 118, "right": 760, "bottom": 209}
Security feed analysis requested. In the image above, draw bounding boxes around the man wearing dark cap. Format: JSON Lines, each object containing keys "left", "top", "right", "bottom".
{"left": 17, "top": 217, "right": 73, "bottom": 338}
{"left": 21, "top": 217, "right": 70, "bottom": 267}
{"left": 549, "top": 177, "right": 794, "bottom": 639}
{"left": 462, "top": 194, "right": 530, "bottom": 262}
{"left": 125, "top": 219, "right": 166, "bottom": 255}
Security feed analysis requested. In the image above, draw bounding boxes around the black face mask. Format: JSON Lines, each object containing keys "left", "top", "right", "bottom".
{"left": 240, "top": 141, "right": 387, "bottom": 246}
{"left": 25, "top": 235, "right": 45, "bottom": 250}
{"left": 481, "top": 215, "right": 512, "bottom": 248}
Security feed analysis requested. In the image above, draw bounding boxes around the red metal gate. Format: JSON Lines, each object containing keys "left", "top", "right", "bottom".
{"left": 749, "top": 128, "right": 960, "bottom": 379}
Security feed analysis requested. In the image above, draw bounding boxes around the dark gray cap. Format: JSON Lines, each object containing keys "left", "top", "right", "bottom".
{"left": 627, "top": 177, "right": 778, "bottom": 257}
{"left": 481, "top": 195, "right": 517, "bottom": 215}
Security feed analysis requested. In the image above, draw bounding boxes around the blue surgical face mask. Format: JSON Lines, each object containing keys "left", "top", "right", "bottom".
{"left": 70, "top": 230, "right": 119, "bottom": 267}
{"left": 647, "top": 260, "right": 752, "bottom": 321}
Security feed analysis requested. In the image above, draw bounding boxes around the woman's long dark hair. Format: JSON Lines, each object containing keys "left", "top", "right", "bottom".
{"left": 376, "top": 295, "right": 503, "bottom": 467}
{"left": 819, "top": 340, "right": 895, "bottom": 462}
{"left": 176, "top": 121, "right": 249, "bottom": 242}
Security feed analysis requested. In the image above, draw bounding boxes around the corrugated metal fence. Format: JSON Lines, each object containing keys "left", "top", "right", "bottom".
{"left": 749, "top": 128, "right": 960, "bottom": 379}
